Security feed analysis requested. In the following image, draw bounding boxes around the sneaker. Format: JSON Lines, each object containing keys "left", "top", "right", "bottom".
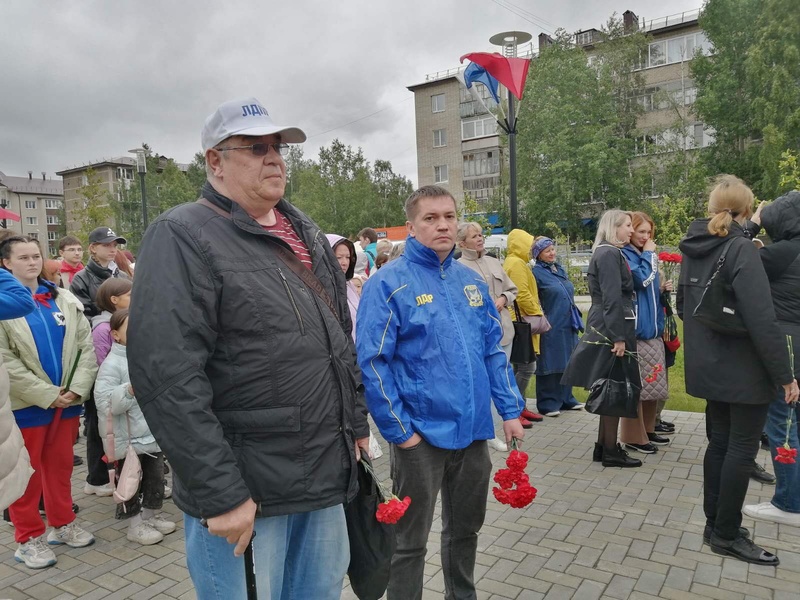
{"left": 647, "top": 433, "right": 670, "bottom": 446}
{"left": 654, "top": 422, "right": 675, "bottom": 434}
{"left": 127, "top": 522, "right": 164, "bottom": 546}
{"left": 751, "top": 462, "right": 776, "bottom": 485}
{"left": 542, "top": 411, "right": 561, "bottom": 418}
{"left": 623, "top": 442, "right": 658, "bottom": 454}
{"left": 743, "top": 502, "right": 800, "bottom": 527}
{"left": 566, "top": 403, "right": 585, "bottom": 411}
{"left": 73, "top": 455, "right": 83, "bottom": 466}
{"left": 521, "top": 409, "right": 543, "bottom": 422}
{"left": 47, "top": 522, "right": 95, "bottom": 548}
{"left": 518, "top": 416, "right": 533, "bottom": 429}
{"left": 487, "top": 438, "right": 508, "bottom": 452}
{"left": 15, "top": 536, "right": 57, "bottom": 569}
{"left": 659, "top": 418, "right": 675, "bottom": 428}
{"left": 83, "top": 482, "right": 113, "bottom": 497}
{"left": 146, "top": 515, "right": 177, "bottom": 535}
{"left": 164, "top": 484, "right": 172, "bottom": 499}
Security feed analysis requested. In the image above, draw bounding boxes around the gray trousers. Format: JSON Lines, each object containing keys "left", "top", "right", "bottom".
{"left": 388, "top": 438, "right": 492, "bottom": 600}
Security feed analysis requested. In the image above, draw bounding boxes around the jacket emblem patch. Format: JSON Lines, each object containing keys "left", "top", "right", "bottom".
{"left": 52, "top": 312, "right": 66, "bottom": 327}
{"left": 464, "top": 285, "right": 483, "bottom": 307}
{"left": 416, "top": 294, "right": 433, "bottom": 306}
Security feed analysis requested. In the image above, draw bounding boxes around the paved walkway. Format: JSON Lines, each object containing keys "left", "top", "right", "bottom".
{"left": 2, "top": 410, "right": 799, "bottom": 600}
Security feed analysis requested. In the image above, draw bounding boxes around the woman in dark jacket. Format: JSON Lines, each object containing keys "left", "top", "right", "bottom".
{"left": 532, "top": 237, "right": 583, "bottom": 415}
{"left": 677, "top": 175, "right": 798, "bottom": 566}
{"left": 69, "top": 227, "right": 129, "bottom": 318}
{"left": 562, "top": 210, "right": 642, "bottom": 468}
{"left": 742, "top": 191, "right": 800, "bottom": 528}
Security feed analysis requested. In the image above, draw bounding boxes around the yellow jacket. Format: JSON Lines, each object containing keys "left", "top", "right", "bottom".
{"left": 503, "top": 229, "right": 543, "bottom": 354}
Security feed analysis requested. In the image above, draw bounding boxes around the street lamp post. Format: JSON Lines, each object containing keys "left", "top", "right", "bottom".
{"left": 129, "top": 148, "right": 148, "bottom": 230}
{"left": 489, "top": 31, "right": 531, "bottom": 231}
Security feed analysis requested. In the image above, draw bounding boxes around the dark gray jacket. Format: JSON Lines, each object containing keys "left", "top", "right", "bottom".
{"left": 677, "top": 219, "right": 793, "bottom": 404}
{"left": 128, "top": 184, "right": 369, "bottom": 519}
{"left": 70, "top": 259, "right": 128, "bottom": 318}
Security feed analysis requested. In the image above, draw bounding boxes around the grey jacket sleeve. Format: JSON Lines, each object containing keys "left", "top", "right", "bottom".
{"left": 127, "top": 218, "right": 251, "bottom": 519}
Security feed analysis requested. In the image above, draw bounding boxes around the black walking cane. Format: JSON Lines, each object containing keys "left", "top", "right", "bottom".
{"left": 201, "top": 519, "right": 258, "bottom": 600}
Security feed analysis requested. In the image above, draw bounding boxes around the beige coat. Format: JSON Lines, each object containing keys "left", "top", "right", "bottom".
{"left": 0, "top": 358, "right": 33, "bottom": 510}
{"left": 0, "top": 289, "right": 98, "bottom": 412}
{"left": 458, "top": 248, "right": 518, "bottom": 346}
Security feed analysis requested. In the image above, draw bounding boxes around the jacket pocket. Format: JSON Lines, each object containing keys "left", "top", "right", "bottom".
{"left": 215, "top": 405, "right": 301, "bottom": 433}
{"left": 277, "top": 269, "right": 306, "bottom": 335}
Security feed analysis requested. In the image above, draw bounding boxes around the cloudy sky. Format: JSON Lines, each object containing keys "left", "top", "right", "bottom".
{"left": 1, "top": 0, "right": 702, "bottom": 186}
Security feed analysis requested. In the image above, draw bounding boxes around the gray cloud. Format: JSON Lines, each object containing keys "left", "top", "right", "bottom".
{"left": 1, "top": 0, "right": 702, "bottom": 185}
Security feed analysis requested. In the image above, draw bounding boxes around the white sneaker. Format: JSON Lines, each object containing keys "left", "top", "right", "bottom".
{"left": 15, "top": 535, "right": 57, "bottom": 569}
{"left": 543, "top": 411, "right": 561, "bottom": 417}
{"left": 487, "top": 438, "right": 508, "bottom": 452}
{"left": 47, "top": 522, "right": 95, "bottom": 548}
{"left": 146, "top": 515, "right": 177, "bottom": 535}
{"left": 743, "top": 502, "right": 800, "bottom": 526}
{"left": 567, "top": 403, "right": 585, "bottom": 411}
{"left": 127, "top": 522, "right": 164, "bottom": 546}
{"left": 164, "top": 484, "right": 172, "bottom": 499}
{"left": 83, "top": 482, "right": 113, "bottom": 497}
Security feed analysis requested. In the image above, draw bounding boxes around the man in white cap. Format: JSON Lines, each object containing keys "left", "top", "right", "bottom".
{"left": 128, "top": 98, "right": 369, "bottom": 599}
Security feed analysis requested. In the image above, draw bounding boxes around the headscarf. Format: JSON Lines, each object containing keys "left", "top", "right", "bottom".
{"left": 532, "top": 237, "right": 554, "bottom": 260}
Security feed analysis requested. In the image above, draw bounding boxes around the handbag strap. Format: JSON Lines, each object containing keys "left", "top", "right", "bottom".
{"left": 512, "top": 299, "right": 524, "bottom": 322}
{"left": 196, "top": 198, "right": 340, "bottom": 321}
{"left": 704, "top": 238, "right": 736, "bottom": 288}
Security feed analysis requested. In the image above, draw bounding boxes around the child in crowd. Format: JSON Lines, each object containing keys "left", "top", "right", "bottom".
{"left": 95, "top": 309, "right": 176, "bottom": 545}
{"left": 91, "top": 278, "right": 132, "bottom": 366}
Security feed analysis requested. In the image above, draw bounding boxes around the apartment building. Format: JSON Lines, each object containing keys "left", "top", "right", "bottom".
{"left": 407, "top": 7, "right": 708, "bottom": 212}
{"left": 56, "top": 158, "right": 136, "bottom": 235}
{"left": 0, "top": 170, "right": 64, "bottom": 256}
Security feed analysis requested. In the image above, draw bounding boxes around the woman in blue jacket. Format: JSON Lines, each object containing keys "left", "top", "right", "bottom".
{"left": 532, "top": 237, "right": 583, "bottom": 415}
{"left": 619, "top": 212, "right": 672, "bottom": 454}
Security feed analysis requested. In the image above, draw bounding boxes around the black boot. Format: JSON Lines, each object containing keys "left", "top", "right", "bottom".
{"left": 751, "top": 461, "right": 776, "bottom": 485}
{"left": 593, "top": 443, "right": 603, "bottom": 462}
{"left": 602, "top": 444, "right": 642, "bottom": 468}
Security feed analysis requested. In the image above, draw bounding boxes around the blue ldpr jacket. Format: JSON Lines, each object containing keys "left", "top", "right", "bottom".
{"left": 621, "top": 245, "right": 665, "bottom": 340}
{"left": 356, "top": 236, "right": 523, "bottom": 449}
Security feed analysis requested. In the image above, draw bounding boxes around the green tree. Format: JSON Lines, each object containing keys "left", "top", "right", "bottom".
{"left": 72, "top": 167, "right": 114, "bottom": 246}
{"left": 514, "top": 19, "right": 649, "bottom": 236}
{"left": 186, "top": 152, "right": 207, "bottom": 194}
{"left": 779, "top": 150, "right": 800, "bottom": 191}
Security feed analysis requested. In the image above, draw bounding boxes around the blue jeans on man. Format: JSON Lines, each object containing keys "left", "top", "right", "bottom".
{"left": 185, "top": 504, "right": 349, "bottom": 600}
{"left": 765, "top": 391, "right": 800, "bottom": 513}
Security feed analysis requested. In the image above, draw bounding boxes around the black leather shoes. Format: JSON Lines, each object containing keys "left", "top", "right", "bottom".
{"left": 751, "top": 461, "right": 776, "bottom": 485}
{"left": 602, "top": 444, "right": 642, "bottom": 468}
{"left": 703, "top": 525, "right": 749, "bottom": 545}
{"left": 760, "top": 432, "right": 770, "bottom": 451}
{"left": 710, "top": 533, "right": 779, "bottom": 566}
{"left": 593, "top": 443, "right": 603, "bottom": 462}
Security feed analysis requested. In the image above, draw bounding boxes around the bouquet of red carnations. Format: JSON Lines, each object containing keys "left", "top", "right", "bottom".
{"left": 492, "top": 439, "right": 537, "bottom": 508}
{"left": 359, "top": 457, "right": 411, "bottom": 524}
{"left": 658, "top": 252, "right": 682, "bottom": 353}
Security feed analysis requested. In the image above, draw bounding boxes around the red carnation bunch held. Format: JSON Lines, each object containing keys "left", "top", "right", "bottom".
{"left": 659, "top": 251, "right": 682, "bottom": 353}
{"left": 359, "top": 458, "right": 412, "bottom": 524}
{"left": 492, "top": 439, "right": 537, "bottom": 508}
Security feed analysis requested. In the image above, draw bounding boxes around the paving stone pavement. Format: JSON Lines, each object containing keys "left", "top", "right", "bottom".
{"left": 2, "top": 409, "right": 799, "bottom": 600}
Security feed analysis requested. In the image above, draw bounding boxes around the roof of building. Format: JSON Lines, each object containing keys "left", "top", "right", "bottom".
{"left": 56, "top": 156, "right": 136, "bottom": 176}
{"left": 0, "top": 171, "right": 63, "bottom": 196}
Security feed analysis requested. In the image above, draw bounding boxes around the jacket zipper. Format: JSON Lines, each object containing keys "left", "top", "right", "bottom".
{"left": 440, "top": 265, "right": 476, "bottom": 424}
{"left": 35, "top": 303, "right": 61, "bottom": 387}
{"left": 278, "top": 269, "right": 306, "bottom": 335}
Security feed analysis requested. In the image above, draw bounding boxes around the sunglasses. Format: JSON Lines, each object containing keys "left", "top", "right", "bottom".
{"left": 214, "top": 143, "right": 290, "bottom": 157}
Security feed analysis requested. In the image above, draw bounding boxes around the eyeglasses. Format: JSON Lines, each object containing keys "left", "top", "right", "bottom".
{"left": 214, "top": 143, "right": 290, "bottom": 157}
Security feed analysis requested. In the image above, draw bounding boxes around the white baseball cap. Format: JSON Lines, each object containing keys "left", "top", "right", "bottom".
{"left": 201, "top": 97, "right": 307, "bottom": 151}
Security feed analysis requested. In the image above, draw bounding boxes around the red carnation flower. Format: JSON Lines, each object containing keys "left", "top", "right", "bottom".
{"left": 508, "top": 483, "right": 538, "bottom": 508}
{"left": 506, "top": 450, "right": 529, "bottom": 471}
{"left": 776, "top": 446, "right": 798, "bottom": 465}
{"left": 658, "top": 251, "right": 671, "bottom": 261}
{"left": 376, "top": 496, "right": 412, "bottom": 524}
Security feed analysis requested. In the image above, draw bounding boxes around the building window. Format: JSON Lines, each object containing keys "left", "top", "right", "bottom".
{"left": 24, "top": 200, "right": 36, "bottom": 210}
{"left": 28, "top": 232, "right": 38, "bottom": 240}
{"left": 81, "top": 175, "right": 88, "bottom": 186}
{"left": 462, "top": 117, "right": 497, "bottom": 141}
{"left": 25, "top": 216, "right": 37, "bottom": 225}
{"left": 642, "top": 32, "right": 712, "bottom": 69}
{"left": 463, "top": 151, "right": 500, "bottom": 177}
{"left": 46, "top": 215, "right": 59, "bottom": 225}
{"left": 47, "top": 231, "right": 57, "bottom": 241}
{"left": 649, "top": 41, "right": 666, "bottom": 67}
{"left": 116, "top": 167, "right": 134, "bottom": 181}
{"left": 433, "top": 129, "right": 447, "bottom": 148}
{"left": 434, "top": 165, "right": 448, "bottom": 183}
{"left": 431, "top": 94, "right": 445, "bottom": 113}
{"left": 44, "top": 198, "right": 61, "bottom": 209}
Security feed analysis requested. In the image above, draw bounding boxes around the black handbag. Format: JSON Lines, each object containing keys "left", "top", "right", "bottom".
{"left": 692, "top": 238, "right": 748, "bottom": 336}
{"left": 585, "top": 358, "right": 640, "bottom": 418}
{"left": 510, "top": 300, "right": 535, "bottom": 364}
{"left": 345, "top": 452, "right": 396, "bottom": 600}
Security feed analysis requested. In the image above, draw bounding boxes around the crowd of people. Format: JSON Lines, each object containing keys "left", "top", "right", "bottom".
{"left": 0, "top": 96, "right": 798, "bottom": 598}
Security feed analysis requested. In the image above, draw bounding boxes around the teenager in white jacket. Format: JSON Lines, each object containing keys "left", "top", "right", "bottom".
{"left": 95, "top": 309, "right": 175, "bottom": 545}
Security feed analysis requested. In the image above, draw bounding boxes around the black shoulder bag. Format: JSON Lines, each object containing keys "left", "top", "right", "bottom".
{"left": 510, "top": 300, "right": 535, "bottom": 365}
{"left": 585, "top": 357, "right": 640, "bottom": 418}
{"left": 692, "top": 238, "right": 748, "bottom": 336}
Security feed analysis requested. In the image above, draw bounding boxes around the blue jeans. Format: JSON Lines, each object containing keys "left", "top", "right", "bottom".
{"left": 185, "top": 504, "right": 349, "bottom": 600}
{"left": 765, "top": 392, "right": 800, "bottom": 513}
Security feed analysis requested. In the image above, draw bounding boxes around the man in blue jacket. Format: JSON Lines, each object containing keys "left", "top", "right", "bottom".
{"left": 357, "top": 185, "right": 525, "bottom": 600}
